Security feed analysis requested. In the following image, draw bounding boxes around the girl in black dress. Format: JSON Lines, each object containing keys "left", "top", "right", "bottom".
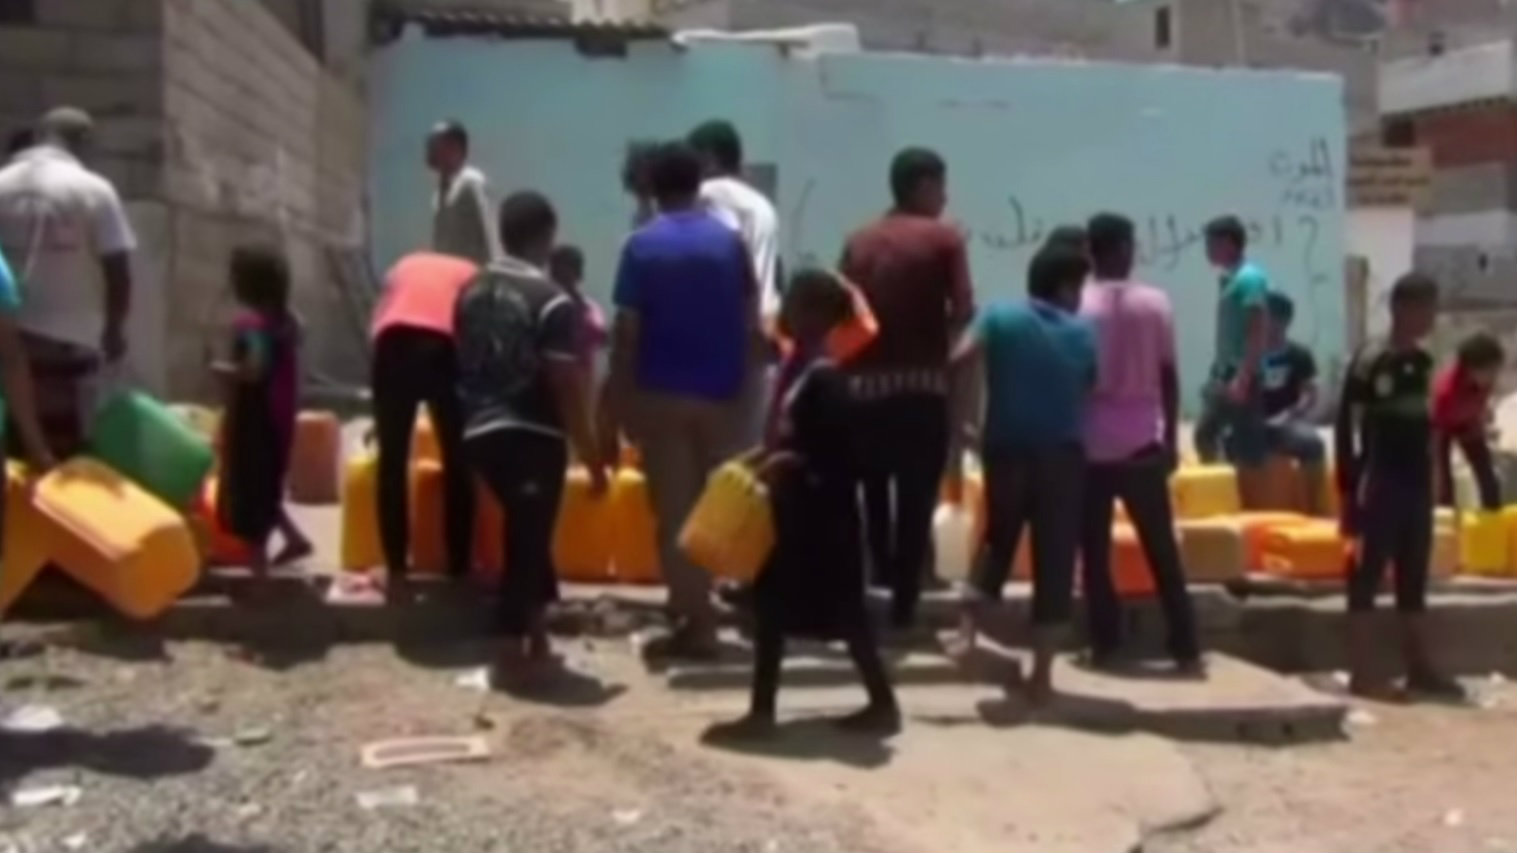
{"left": 706, "top": 270, "right": 900, "bottom": 742}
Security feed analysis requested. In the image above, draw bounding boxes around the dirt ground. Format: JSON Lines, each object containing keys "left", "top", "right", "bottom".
{"left": 0, "top": 622, "right": 1514, "bottom": 853}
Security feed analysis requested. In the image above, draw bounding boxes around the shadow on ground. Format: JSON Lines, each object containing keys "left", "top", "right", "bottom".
{"left": 699, "top": 716, "right": 895, "bottom": 768}
{"left": 125, "top": 836, "right": 279, "bottom": 853}
{"left": 0, "top": 725, "right": 215, "bottom": 788}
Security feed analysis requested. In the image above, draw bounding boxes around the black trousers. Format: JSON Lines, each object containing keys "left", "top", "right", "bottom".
{"left": 858, "top": 393, "right": 949, "bottom": 627}
{"left": 1436, "top": 431, "right": 1501, "bottom": 511}
{"left": 750, "top": 611, "right": 895, "bottom": 718}
{"left": 465, "top": 429, "right": 568, "bottom": 635}
{"left": 968, "top": 443, "right": 1084, "bottom": 627}
{"left": 372, "top": 327, "right": 474, "bottom": 579}
{"left": 1349, "top": 471, "right": 1433, "bottom": 614}
{"left": 1079, "top": 445, "right": 1200, "bottom": 662}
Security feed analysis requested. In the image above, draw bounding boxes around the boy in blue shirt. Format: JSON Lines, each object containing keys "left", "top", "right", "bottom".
{"left": 952, "top": 244, "right": 1096, "bottom": 706}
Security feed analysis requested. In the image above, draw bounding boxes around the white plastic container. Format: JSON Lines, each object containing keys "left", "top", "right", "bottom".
{"left": 932, "top": 503, "right": 976, "bottom": 583}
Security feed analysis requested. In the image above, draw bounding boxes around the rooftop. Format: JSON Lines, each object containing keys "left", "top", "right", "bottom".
{"left": 370, "top": 2, "right": 669, "bottom": 44}
{"left": 1380, "top": 39, "right": 1517, "bottom": 114}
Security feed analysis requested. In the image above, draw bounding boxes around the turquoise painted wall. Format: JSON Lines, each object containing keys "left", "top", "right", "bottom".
{"left": 369, "top": 36, "right": 1346, "bottom": 401}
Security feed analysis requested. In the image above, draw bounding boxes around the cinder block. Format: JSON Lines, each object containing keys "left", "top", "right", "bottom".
{"left": 37, "top": 0, "right": 130, "bottom": 30}
{"left": 71, "top": 33, "right": 162, "bottom": 73}
{"left": 0, "top": 27, "right": 75, "bottom": 71}
{"left": 40, "top": 74, "right": 162, "bottom": 117}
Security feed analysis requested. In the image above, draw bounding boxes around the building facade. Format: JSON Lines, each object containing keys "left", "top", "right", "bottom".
{"left": 0, "top": 0, "right": 368, "bottom": 399}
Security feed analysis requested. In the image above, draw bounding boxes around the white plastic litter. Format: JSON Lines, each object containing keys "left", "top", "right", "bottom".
{"left": 356, "top": 786, "right": 418, "bottom": 810}
{"left": 11, "top": 786, "right": 81, "bottom": 808}
{"left": 1443, "top": 808, "right": 1466, "bottom": 828}
{"left": 454, "top": 668, "right": 491, "bottom": 692}
{"left": 2, "top": 705, "right": 63, "bottom": 733}
{"left": 612, "top": 808, "right": 644, "bottom": 826}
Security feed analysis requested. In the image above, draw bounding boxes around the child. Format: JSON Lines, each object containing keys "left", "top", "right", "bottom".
{"left": 1259, "top": 291, "right": 1327, "bottom": 514}
{"left": 705, "top": 269, "right": 899, "bottom": 742}
{"left": 1433, "top": 332, "right": 1505, "bottom": 511}
{"left": 455, "top": 192, "right": 606, "bottom": 682}
{"left": 548, "top": 245, "right": 608, "bottom": 373}
{"left": 213, "top": 245, "right": 312, "bottom": 594}
{"left": 1335, "top": 271, "right": 1460, "bottom": 699}
{"left": 952, "top": 244, "right": 1096, "bottom": 706}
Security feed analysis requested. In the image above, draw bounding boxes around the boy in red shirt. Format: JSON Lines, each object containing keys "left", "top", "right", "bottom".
{"left": 1433, "top": 333, "right": 1505, "bottom": 511}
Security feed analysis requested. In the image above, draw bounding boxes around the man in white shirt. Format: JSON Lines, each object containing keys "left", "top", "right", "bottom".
{"left": 688, "top": 120, "right": 781, "bottom": 447}
{"left": 426, "top": 120, "right": 497, "bottom": 266}
{"left": 689, "top": 120, "right": 780, "bottom": 324}
{"left": 0, "top": 107, "right": 136, "bottom": 456}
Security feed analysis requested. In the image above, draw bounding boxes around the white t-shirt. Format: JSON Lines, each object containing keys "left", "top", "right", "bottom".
{"left": 432, "top": 164, "right": 498, "bottom": 266}
{"left": 0, "top": 146, "right": 136, "bottom": 350}
{"left": 699, "top": 176, "right": 780, "bottom": 322}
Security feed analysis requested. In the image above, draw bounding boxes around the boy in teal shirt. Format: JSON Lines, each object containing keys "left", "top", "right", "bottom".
{"left": 1195, "top": 215, "right": 1270, "bottom": 466}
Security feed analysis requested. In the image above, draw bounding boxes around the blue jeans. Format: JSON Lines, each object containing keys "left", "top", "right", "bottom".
{"left": 1203, "top": 378, "right": 1269, "bottom": 467}
{"left": 1263, "top": 420, "right": 1326, "bottom": 464}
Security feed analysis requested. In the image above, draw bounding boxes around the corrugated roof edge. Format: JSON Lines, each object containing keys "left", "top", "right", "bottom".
{"left": 370, "top": 3, "right": 670, "bottom": 45}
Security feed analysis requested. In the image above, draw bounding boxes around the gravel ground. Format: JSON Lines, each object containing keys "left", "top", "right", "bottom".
{"left": 4, "top": 621, "right": 1517, "bottom": 853}
{"left": 1151, "top": 679, "right": 1517, "bottom": 853}
{"left": 0, "top": 630, "right": 890, "bottom": 853}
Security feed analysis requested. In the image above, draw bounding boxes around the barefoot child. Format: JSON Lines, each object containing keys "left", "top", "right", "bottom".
{"left": 1433, "top": 332, "right": 1505, "bottom": 510}
{"left": 707, "top": 269, "right": 899, "bottom": 741}
{"left": 213, "top": 246, "right": 312, "bottom": 591}
{"left": 1335, "top": 271, "right": 1461, "bottom": 699}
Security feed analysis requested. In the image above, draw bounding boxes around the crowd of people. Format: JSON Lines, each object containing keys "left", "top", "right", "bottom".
{"left": 1, "top": 106, "right": 1507, "bottom": 723}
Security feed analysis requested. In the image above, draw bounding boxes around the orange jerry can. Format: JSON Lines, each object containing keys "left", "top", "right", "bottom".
{"left": 288, "top": 411, "right": 341, "bottom": 504}
{"left": 195, "top": 476, "right": 253, "bottom": 566}
{"left": 472, "top": 477, "right": 506, "bottom": 581}
{"left": 412, "top": 412, "right": 440, "bottom": 465}
{"left": 340, "top": 452, "right": 382, "bottom": 572}
{"left": 1, "top": 462, "right": 49, "bottom": 614}
{"left": 409, "top": 461, "right": 448, "bottom": 575}
{"left": 1237, "top": 455, "right": 1300, "bottom": 512}
{"left": 611, "top": 468, "right": 661, "bottom": 584}
{"left": 1110, "top": 523, "right": 1156, "bottom": 597}
{"left": 553, "top": 467, "right": 614, "bottom": 582}
{"left": 1260, "top": 520, "right": 1347, "bottom": 580}
{"left": 1234, "top": 511, "right": 1310, "bottom": 570}
{"left": 33, "top": 458, "right": 199, "bottom": 620}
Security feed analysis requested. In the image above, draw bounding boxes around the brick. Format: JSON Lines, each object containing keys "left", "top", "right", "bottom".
{"left": 37, "top": 0, "right": 131, "bottom": 30}
{"left": 0, "top": 27, "right": 75, "bottom": 71}
{"left": 39, "top": 74, "right": 162, "bottom": 118}
{"left": 71, "top": 33, "right": 163, "bottom": 73}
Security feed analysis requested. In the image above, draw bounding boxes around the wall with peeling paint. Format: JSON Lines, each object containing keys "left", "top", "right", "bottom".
{"left": 368, "top": 37, "right": 1345, "bottom": 404}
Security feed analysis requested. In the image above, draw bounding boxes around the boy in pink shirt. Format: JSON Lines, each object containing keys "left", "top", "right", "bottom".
{"left": 1077, "top": 213, "right": 1200, "bottom": 673}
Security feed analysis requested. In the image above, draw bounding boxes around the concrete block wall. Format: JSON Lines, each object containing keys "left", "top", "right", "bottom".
{"left": 160, "top": 0, "right": 368, "bottom": 399}
{"left": 0, "top": 0, "right": 165, "bottom": 200}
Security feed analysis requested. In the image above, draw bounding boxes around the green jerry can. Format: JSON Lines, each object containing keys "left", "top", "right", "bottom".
{"left": 88, "top": 390, "right": 214, "bottom": 509}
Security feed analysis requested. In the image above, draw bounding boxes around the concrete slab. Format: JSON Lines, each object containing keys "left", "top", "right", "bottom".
{"left": 1043, "top": 652, "right": 1347, "bottom": 743}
